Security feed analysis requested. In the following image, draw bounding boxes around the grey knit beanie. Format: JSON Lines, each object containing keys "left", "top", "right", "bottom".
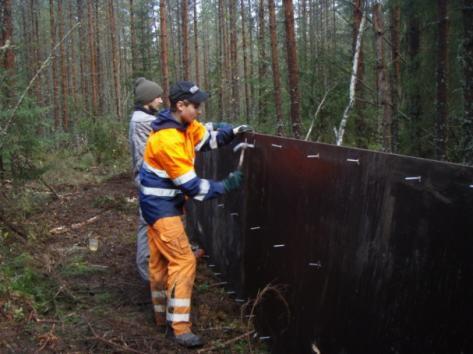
{"left": 134, "top": 77, "right": 163, "bottom": 105}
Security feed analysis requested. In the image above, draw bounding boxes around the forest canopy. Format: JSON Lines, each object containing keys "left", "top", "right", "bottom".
{"left": 1, "top": 0, "right": 472, "bottom": 181}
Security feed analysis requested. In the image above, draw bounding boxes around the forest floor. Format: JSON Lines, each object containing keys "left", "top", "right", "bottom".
{"left": 0, "top": 173, "right": 267, "bottom": 353}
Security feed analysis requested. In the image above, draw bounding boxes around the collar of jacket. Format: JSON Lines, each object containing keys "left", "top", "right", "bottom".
{"left": 135, "top": 105, "right": 158, "bottom": 116}
{"left": 151, "top": 109, "right": 189, "bottom": 133}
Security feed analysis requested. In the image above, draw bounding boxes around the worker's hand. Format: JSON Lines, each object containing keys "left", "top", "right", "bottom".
{"left": 233, "top": 125, "right": 253, "bottom": 135}
{"left": 222, "top": 171, "right": 244, "bottom": 192}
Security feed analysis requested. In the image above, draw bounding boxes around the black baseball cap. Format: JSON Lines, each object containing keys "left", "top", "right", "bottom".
{"left": 169, "top": 81, "right": 209, "bottom": 104}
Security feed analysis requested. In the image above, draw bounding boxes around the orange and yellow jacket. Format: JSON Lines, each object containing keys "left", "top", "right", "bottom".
{"left": 139, "top": 109, "right": 235, "bottom": 225}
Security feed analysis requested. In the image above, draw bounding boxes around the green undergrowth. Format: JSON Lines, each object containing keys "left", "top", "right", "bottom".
{"left": 58, "top": 253, "right": 108, "bottom": 279}
{"left": 0, "top": 247, "right": 58, "bottom": 320}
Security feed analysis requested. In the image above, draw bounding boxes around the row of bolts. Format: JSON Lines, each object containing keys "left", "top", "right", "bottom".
{"left": 271, "top": 143, "right": 473, "bottom": 186}
{"left": 217, "top": 140, "right": 456, "bottom": 270}
{"left": 207, "top": 140, "right": 473, "bottom": 341}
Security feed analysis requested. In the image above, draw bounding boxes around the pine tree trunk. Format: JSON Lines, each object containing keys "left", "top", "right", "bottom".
{"left": 435, "top": 0, "right": 448, "bottom": 160}
{"left": 407, "top": 6, "right": 421, "bottom": 155}
{"left": 120, "top": 13, "right": 128, "bottom": 83}
{"left": 68, "top": 0, "right": 78, "bottom": 100}
{"left": 268, "top": 0, "right": 283, "bottom": 136}
{"left": 181, "top": 0, "right": 189, "bottom": 80}
{"left": 462, "top": 0, "right": 473, "bottom": 164}
{"left": 353, "top": 0, "right": 367, "bottom": 148}
{"left": 223, "top": 1, "right": 230, "bottom": 118}
{"left": 1, "top": 0, "right": 15, "bottom": 153}
{"left": 203, "top": 20, "right": 211, "bottom": 114}
{"left": 30, "top": 0, "right": 42, "bottom": 104}
{"left": 193, "top": 0, "right": 199, "bottom": 84}
{"left": 300, "top": 0, "right": 308, "bottom": 72}
{"left": 247, "top": 0, "right": 256, "bottom": 115}
{"left": 108, "top": 0, "right": 122, "bottom": 120}
{"left": 390, "top": 2, "right": 401, "bottom": 153}
{"left": 373, "top": 3, "right": 393, "bottom": 152}
{"left": 168, "top": 0, "right": 178, "bottom": 81}
{"left": 87, "top": 0, "right": 98, "bottom": 117}
{"left": 1, "top": 0, "right": 14, "bottom": 73}
{"left": 94, "top": 1, "right": 103, "bottom": 114}
{"left": 58, "top": 0, "right": 69, "bottom": 130}
{"left": 240, "top": 0, "right": 250, "bottom": 122}
{"left": 229, "top": 0, "right": 239, "bottom": 120}
{"left": 160, "top": 0, "right": 170, "bottom": 105}
{"left": 129, "top": 0, "right": 137, "bottom": 78}
{"left": 77, "top": 0, "right": 88, "bottom": 107}
{"left": 49, "top": 0, "right": 60, "bottom": 128}
{"left": 21, "top": 8, "right": 32, "bottom": 86}
{"left": 217, "top": 0, "right": 225, "bottom": 118}
{"left": 283, "top": 0, "right": 301, "bottom": 138}
{"left": 257, "top": 0, "right": 267, "bottom": 123}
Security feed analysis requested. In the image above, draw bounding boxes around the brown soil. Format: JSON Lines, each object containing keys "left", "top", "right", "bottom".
{"left": 0, "top": 174, "right": 266, "bottom": 353}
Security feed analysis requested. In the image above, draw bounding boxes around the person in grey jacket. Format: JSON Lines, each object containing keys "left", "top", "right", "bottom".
{"left": 129, "top": 77, "right": 164, "bottom": 281}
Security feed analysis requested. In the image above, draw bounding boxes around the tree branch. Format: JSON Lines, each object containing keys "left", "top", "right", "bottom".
{"left": 0, "top": 22, "right": 81, "bottom": 149}
{"left": 305, "top": 85, "right": 335, "bottom": 141}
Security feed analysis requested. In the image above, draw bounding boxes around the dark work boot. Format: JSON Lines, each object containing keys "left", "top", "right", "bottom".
{"left": 173, "top": 332, "right": 203, "bottom": 348}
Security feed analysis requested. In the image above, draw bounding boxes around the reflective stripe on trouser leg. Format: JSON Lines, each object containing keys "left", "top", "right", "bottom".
{"left": 167, "top": 286, "right": 191, "bottom": 323}
{"left": 151, "top": 216, "right": 196, "bottom": 336}
{"left": 148, "top": 225, "right": 169, "bottom": 326}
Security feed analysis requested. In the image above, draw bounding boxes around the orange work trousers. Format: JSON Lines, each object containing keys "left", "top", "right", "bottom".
{"left": 148, "top": 216, "right": 196, "bottom": 336}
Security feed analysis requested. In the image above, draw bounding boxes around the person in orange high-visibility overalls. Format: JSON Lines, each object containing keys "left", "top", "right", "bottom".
{"left": 139, "top": 81, "right": 252, "bottom": 348}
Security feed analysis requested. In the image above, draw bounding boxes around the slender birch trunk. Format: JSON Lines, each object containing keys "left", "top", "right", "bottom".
{"left": 335, "top": 12, "right": 366, "bottom": 146}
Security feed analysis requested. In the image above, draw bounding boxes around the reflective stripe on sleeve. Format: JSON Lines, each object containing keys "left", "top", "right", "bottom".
{"left": 141, "top": 186, "right": 182, "bottom": 197}
{"left": 154, "top": 305, "right": 166, "bottom": 313}
{"left": 209, "top": 131, "right": 218, "bottom": 149}
{"left": 194, "top": 179, "right": 210, "bottom": 201}
{"left": 143, "top": 162, "right": 170, "bottom": 178}
{"left": 152, "top": 291, "right": 166, "bottom": 299}
{"left": 172, "top": 170, "right": 197, "bottom": 186}
{"left": 168, "top": 298, "right": 191, "bottom": 307}
{"left": 166, "top": 312, "right": 190, "bottom": 322}
{"left": 195, "top": 129, "right": 210, "bottom": 151}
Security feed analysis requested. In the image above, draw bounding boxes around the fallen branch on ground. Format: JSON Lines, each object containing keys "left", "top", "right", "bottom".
{"left": 197, "top": 330, "right": 255, "bottom": 353}
{"left": 241, "top": 283, "right": 291, "bottom": 354}
{"left": 86, "top": 323, "right": 147, "bottom": 354}
{"left": 0, "top": 209, "right": 28, "bottom": 243}
{"left": 50, "top": 215, "right": 100, "bottom": 235}
{"left": 34, "top": 324, "right": 58, "bottom": 354}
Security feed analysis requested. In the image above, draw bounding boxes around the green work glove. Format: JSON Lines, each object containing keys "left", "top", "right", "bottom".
{"left": 232, "top": 125, "right": 253, "bottom": 135}
{"left": 222, "top": 171, "right": 244, "bottom": 192}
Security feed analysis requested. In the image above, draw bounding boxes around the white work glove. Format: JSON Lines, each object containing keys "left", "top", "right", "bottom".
{"left": 233, "top": 125, "right": 253, "bottom": 135}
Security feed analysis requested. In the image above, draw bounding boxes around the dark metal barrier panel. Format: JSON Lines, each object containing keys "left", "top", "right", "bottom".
{"left": 186, "top": 133, "right": 473, "bottom": 354}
